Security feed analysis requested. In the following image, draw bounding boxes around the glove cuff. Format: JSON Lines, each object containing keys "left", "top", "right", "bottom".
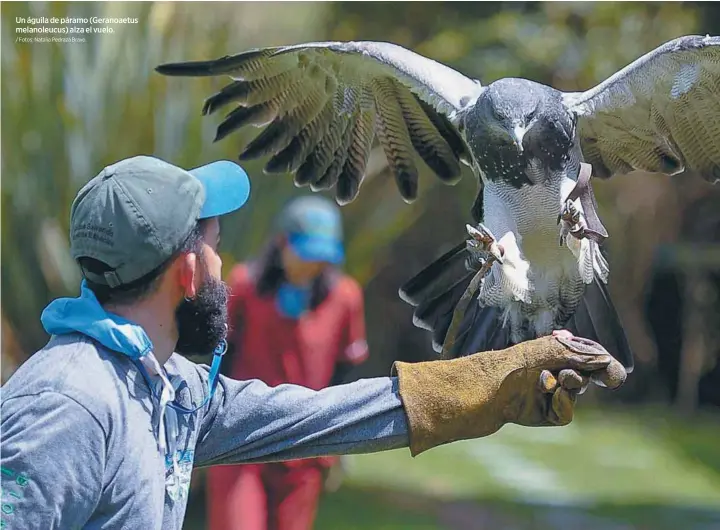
{"left": 392, "top": 353, "right": 517, "bottom": 456}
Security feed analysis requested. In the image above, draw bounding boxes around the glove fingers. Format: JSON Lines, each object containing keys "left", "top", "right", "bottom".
{"left": 554, "top": 336, "right": 627, "bottom": 389}
{"left": 526, "top": 336, "right": 627, "bottom": 391}
{"left": 590, "top": 358, "right": 627, "bottom": 389}
{"left": 557, "top": 369, "right": 589, "bottom": 391}
{"left": 556, "top": 336, "right": 611, "bottom": 358}
{"left": 541, "top": 369, "right": 589, "bottom": 397}
{"left": 560, "top": 335, "right": 605, "bottom": 350}
{"left": 534, "top": 336, "right": 612, "bottom": 372}
{"left": 563, "top": 354, "right": 612, "bottom": 373}
{"left": 550, "top": 387, "right": 576, "bottom": 426}
{"left": 539, "top": 370, "right": 558, "bottom": 394}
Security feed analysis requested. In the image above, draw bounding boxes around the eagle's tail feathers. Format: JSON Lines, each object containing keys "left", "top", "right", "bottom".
{"left": 566, "top": 276, "right": 634, "bottom": 372}
{"left": 399, "top": 241, "right": 468, "bottom": 306}
{"left": 446, "top": 302, "right": 513, "bottom": 358}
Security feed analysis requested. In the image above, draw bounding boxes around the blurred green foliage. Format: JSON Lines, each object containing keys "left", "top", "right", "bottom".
{"left": 326, "top": 403, "right": 720, "bottom": 529}
{"left": 1, "top": 1, "right": 449, "bottom": 358}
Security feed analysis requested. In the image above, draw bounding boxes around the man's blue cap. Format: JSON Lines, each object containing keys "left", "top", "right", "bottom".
{"left": 190, "top": 160, "right": 251, "bottom": 219}
{"left": 70, "top": 155, "right": 250, "bottom": 288}
{"left": 277, "top": 195, "right": 344, "bottom": 265}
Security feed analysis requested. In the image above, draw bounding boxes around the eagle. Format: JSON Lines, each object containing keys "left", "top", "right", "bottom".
{"left": 156, "top": 35, "right": 720, "bottom": 371}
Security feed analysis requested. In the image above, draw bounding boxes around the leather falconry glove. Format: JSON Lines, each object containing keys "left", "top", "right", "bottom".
{"left": 392, "top": 332, "right": 627, "bottom": 456}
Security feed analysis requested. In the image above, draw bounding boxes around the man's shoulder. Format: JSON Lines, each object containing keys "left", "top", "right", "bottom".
{"left": 166, "top": 354, "right": 212, "bottom": 407}
{"left": 167, "top": 353, "right": 205, "bottom": 381}
{"left": 2, "top": 334, "right": 135, "bottom": 426}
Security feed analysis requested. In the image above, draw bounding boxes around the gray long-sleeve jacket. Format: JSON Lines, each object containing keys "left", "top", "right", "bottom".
{"left": 0, "top": 333, "right": 409, "bottom": 529}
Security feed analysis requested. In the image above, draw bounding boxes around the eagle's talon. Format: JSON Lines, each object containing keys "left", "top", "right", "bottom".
{"left": 560, "top": 199, "right": 580, "bottom": 225}
{"left": 559, "top": 199, "right": 588, "bottom": 245}
{"left": 466, "top": 223, "right": 504, "bottom": 265}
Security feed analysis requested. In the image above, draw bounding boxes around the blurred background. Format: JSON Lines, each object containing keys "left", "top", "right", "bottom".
{"left": 2, "top": 2, "right": 720, "bottom": 529}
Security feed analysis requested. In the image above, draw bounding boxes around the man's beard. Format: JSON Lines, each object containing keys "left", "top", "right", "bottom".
{"left": 175, "top": 274, "right": 229, "bottom": 357}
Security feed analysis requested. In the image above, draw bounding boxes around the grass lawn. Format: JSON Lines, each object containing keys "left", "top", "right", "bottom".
{"left": 185, "top": 405, "right": 720, "bottom": 529}
{"left": 315, "top": 405, "right": 720, "bottom": 530}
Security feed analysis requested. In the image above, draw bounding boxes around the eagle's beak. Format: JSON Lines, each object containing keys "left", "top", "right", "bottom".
{"left": 510, "top": 124, "right": 527, "bottom": 153}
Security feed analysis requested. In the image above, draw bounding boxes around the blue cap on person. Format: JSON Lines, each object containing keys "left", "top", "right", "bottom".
{"left": 70, "top": 155, "right": 250, "bottom": 287}
{"left": 277, "top": 195, "right": 344, "bottom": 265}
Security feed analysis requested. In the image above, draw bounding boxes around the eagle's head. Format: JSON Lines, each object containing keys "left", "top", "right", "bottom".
{"left": 461, "top": 78, "right": 577, "bottom": 185}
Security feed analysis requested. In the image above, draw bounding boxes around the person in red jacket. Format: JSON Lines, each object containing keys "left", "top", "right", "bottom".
{"left": 206, "top": 195, "right": 369, "bottom": 530}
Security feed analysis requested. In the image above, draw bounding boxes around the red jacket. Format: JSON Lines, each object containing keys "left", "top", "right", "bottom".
{"left": 225, "top": 263, "right": 369, "bottom": 468}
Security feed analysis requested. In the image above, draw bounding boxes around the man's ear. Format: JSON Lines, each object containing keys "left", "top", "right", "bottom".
{"left": 178, "top": 252, "right": 199, "bottom": 300}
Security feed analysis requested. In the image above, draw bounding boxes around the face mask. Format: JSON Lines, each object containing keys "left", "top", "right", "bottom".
{"left": 275, "top": 282, "right": 311, "bottom": 319}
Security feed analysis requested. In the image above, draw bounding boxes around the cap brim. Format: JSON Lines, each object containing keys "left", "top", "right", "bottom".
{"left": 189, "top": 160, "right": 251, "bottom": 219}
{"left": 288, "top": 234, "right": 344, "bottom": 265}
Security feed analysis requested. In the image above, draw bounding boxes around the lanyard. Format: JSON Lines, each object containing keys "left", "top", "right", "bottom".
{"left": 134, "top": 339, "right": 228, "bottom": 414}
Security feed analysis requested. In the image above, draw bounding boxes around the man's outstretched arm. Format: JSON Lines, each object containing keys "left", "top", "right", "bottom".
{"left": 194, "top": 334, "right": 627, "bottom": 466}
{"left": 194, "top": 374, "right": 408, "bottom": 467}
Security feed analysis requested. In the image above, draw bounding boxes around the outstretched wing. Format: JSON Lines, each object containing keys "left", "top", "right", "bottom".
{"left": 564, "top": 35, "right": 720, "bottom": 184}
{"left": 156, "top": 41, "right": 482, "bottom": 204}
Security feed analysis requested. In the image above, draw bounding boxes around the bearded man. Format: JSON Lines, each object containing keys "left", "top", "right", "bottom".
{"left": 0, "top": 155, "right": 626, "bottom": 530}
